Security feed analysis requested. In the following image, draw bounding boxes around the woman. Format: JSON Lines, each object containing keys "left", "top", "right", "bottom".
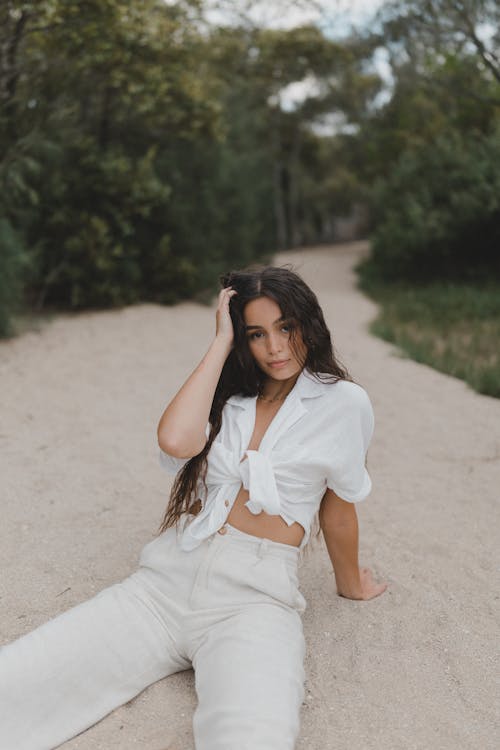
{"left": 0, "top": 265, "right": 387, "bottom": 750}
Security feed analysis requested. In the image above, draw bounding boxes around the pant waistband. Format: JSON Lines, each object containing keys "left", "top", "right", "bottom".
{"left": 212, "top": 523, "right": 300, "bottom": 563}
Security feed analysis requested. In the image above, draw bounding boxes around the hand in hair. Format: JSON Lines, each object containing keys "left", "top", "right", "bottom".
{"left": 215, "top": 286, "right": 238, "bottom": 347}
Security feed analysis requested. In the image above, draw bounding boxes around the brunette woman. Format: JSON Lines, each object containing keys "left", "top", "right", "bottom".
{"left": 0, "top": 265, "right": 387, "bottom": 750}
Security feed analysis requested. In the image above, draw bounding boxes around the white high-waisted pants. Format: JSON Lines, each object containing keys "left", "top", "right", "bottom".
{"left": 0, "top": 521, "right": 307, "bottom": 750}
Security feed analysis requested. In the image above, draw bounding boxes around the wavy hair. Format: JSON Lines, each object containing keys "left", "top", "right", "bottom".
{"left": 158, "top": 264, "right": 356, "bottom": 538}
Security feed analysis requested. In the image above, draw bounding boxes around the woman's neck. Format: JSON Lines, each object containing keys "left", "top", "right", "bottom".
{"left": 258, "top": 372, "right": 300, "bottom": 402}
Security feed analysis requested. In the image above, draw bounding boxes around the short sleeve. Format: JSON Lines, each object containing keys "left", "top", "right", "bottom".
{"left": 325, "top": 385, "right": 375, "bottom": 503}
{"left": 158, "top": 421, "right": 211, "bottom": 476}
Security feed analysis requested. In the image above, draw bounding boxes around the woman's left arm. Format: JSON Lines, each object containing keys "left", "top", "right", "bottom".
{"left": 319, "top": 488, "right": 387, "bottom": 601}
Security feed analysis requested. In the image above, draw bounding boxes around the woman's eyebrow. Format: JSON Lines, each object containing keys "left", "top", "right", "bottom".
{"left": 245, "top": 316, "right": 287, "bottom": 331}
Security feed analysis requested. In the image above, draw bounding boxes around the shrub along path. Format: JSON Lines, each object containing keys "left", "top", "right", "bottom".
{"left": 0, "top": 241, "right": 498, "bottom": 749}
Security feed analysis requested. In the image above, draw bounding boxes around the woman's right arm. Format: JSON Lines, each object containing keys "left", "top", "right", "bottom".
{"left": 157, "top": 287, "right": 237, "bottom": 459}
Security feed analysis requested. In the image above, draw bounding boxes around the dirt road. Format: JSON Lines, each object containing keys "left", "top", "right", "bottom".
{"left": 1, "top": 242, "right": 498, "bottom": 749}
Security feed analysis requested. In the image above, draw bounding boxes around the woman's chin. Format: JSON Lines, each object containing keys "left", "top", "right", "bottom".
{"left": 267, "top": 365, "right": 301, "bottom": 381}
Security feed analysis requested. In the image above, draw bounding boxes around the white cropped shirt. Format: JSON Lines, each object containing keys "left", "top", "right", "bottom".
{"left": 159, "top": 368, "right": 375, "bottom": 551}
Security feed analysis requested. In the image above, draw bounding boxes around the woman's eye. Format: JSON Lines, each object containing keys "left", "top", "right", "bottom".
{"left": 249, "top": 325, "right": 292, "bottom": 340}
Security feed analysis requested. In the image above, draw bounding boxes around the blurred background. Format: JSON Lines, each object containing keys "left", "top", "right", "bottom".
{"left": 1, "top": 0, "right": 499, "bottom": 396}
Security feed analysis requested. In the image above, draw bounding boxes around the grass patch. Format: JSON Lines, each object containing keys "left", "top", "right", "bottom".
{"left": 356, "top": 271, "right": 500, "bottom": 399}
{"left": 2, "top": 310, "right": 59, "bottom": 339}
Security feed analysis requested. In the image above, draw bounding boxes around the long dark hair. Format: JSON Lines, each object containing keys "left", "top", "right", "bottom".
{"left": 158, "top": 264, "right": 355, "bottom": 534}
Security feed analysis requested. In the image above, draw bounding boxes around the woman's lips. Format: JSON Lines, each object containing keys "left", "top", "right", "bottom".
{"left": 268, "top": 360, "right": 290, "bottom": 369}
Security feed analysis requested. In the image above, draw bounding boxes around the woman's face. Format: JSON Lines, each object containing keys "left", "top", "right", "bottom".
{"left": 243, "top": 296, "right": 307, "bottom": 381}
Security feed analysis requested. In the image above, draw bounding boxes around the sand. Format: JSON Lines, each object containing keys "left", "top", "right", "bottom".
{"left": 0, "top": 241, "right": 498, "bottom": 749}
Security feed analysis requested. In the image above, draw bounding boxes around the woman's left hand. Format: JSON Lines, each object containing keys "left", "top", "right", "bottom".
{"left": 338, "top": 567, "right": 388, "bottom": 600}
{"left": 359, "top": 567, "right": 388, "bottom": 599}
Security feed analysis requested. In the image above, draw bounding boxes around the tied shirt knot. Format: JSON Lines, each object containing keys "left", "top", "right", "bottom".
{"left": 205, "top": 442, "right": 282, "bottom": 517}
{"left": 180, "top": 443, "right": 283, "bottom": 550}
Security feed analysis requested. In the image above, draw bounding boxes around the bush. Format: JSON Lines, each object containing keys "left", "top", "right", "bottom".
{"left": 25, "top": 143, "right": 200, "bottom": 310}
{"left": 364, "top": 128, "right": 500, "bottom": 282}
{"left": 0, "top": 218, "right": 27, "bottom": 337}
{"left": 0, "top": 136, "right": 43, "bottom": 337}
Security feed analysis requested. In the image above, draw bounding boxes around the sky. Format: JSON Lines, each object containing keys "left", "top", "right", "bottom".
{"left": 204, "top": 0, "right": 387, "bottom": 34}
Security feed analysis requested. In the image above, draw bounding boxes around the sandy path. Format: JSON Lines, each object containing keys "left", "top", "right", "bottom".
{"left": 1, "top": 242, "right": 498, "bottom": 749}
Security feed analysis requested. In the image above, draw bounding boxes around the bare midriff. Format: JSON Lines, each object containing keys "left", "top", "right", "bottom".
{"left": 224, "top": 398, "right": 305, "bottom": 548}
{"left": 226, "top": 485, "right": 305, "bottom": 547}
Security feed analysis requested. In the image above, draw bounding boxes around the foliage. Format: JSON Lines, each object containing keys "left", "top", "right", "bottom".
{"left": 2, "top": 0, "right": 500, "bottom": 337}
{"left": 349, "top": 0, "right": 500, "bottom": 283}
{"left": 0, "top": 130, "right": 49, "bottom": 335}
{"left": 0, "top": 1, "right": 384, "bottom": 335}
{"left": 0, "top": 217, "right": 26, "bottom": 336}
{"left": 360, "top": 128, "right": 500, "bottom": 282}
{"left": 205, "top": 23, "right": 381, "bottom": 249}
{"left": 376, "top": 0, "right": 500, "bottom": 91}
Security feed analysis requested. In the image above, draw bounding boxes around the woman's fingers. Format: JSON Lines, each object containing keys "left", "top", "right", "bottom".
{"left": 220, "top": 285, "right": 236, "bottom": 295}
{"left": 363, "top": 582, "right": 388, "bottom": 600}
{"left": 215, "top": 286, "right": 238, "bottom": 343}
{"left": 371, "top": 581, "right": 388, "bottom": 597}
{"left": 217, "top": 287, "right": 237, "bottom": 307}
{"left": 359, "top": 567, "right": 388, "bottom": 600}
{"left": 217, "top": 287, "right": 237, "bottom": 314}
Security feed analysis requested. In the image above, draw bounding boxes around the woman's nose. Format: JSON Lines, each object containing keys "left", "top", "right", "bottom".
{"left": 267, "top": 333, "right": 283, "bottom": 354}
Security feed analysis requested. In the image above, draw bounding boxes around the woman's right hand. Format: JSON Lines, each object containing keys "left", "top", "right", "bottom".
{"left": 215, "top": 286, "right": 238, "bottom": 347}
{"left": 158, "top": 286, "right": 238, "bottom": 455}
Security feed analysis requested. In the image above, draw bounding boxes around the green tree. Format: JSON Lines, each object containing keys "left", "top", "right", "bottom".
{"left": 0, "top": 0, "right": 223, "bottom": 318}
{"left": 207, "top": 23, "right": 381, "bottom": 248}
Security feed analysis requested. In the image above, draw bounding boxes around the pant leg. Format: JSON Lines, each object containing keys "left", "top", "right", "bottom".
{"left": 188, "top": 528, "right": 307, "bottom": 750}
{"left": 0, "top": 570, "right": 190, "bottom": 750}
{"left": 192, "top": 603, "right": 305, "bottom": 750}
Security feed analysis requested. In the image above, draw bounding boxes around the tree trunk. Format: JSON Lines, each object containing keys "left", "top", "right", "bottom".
{"left": 271, "top": 116, "right": 287, "bottom": 249}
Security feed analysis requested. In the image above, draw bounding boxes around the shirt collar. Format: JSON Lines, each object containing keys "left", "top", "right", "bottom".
{"left": 226, "top": 368, "right": 330, "bottom": 409}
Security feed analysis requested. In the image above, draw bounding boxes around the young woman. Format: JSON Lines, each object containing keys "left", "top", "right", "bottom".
{"left": 0, "top": 265, "right": 387, "bottom": 750}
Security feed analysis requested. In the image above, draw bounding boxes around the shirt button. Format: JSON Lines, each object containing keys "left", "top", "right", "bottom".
{"left": 224, "top": 499, "right": 229, "bottom": 507}
{"left": 218, "top": 525, "right": 228, "bottom": 535}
